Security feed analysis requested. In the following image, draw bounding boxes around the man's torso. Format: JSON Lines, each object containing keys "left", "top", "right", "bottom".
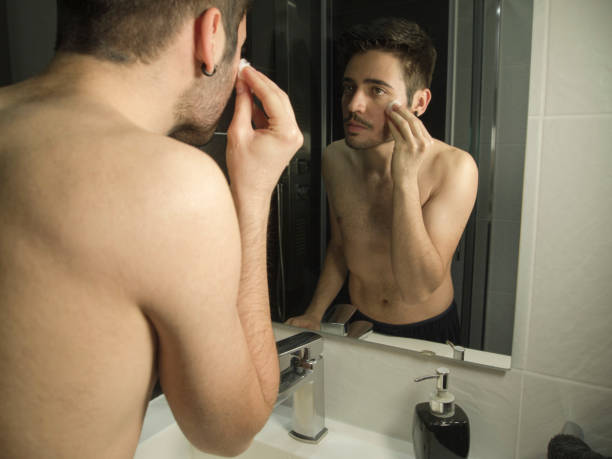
{"left": 323, "top": 139, "right": 457, "bottom": 325}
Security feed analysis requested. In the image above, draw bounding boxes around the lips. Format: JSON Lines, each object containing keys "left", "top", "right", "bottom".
{"left": 345, "top": 122, "right": 368, "bottom": 132}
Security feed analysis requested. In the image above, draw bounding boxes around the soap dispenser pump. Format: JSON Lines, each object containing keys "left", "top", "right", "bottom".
{"left": 412, "top": 367, "right": 470, "bottom": 459}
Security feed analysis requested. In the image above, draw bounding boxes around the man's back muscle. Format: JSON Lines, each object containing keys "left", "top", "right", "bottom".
{"left": 0, "top": 84, "right": 235, "bottom": 458}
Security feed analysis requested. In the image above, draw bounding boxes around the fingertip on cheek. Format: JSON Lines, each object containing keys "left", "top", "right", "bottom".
{"left": 386, "top": 99, "right": 401, "bottom": 115}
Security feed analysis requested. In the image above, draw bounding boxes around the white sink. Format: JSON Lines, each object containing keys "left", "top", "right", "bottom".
{"left": 135, "top": 395, "right": 414, "bottom": 459}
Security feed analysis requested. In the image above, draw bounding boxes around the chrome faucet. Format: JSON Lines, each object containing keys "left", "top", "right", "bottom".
{"left": 320, "top": 304, "right": 374, "bottom": 339}
{"left": 276, "top": 331, "right": 328, "bottom": 444}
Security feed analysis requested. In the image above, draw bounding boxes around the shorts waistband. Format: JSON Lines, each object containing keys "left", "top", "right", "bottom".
{"left": 352, "top": 301, "right": 457, "bottom": 328}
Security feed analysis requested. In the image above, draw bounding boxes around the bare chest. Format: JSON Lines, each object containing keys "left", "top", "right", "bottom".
{"left": 332, "top": 179, "right": 392, "bottom": 251}
{"left": 328, "top": 174, "right": 431, "bottom": 253}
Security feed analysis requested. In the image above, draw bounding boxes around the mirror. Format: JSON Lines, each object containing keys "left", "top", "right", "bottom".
{"left": 0, "top": 0, "right": 530, "bottom": 370}
{"left": 233, "top": 0, "right": 533, "bottom": 369}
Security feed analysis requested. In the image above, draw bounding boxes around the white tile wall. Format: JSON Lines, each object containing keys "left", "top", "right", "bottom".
{"left": 545, "top": 0, "right": 612, "bottom": 115}
{"left": 518, "top": 373, "right": 612, "bottom": 459}
{"left": 514, "top": 0, "right": 612, "bottom": 455}
{"left": 302, "top": 1, "right": 612, "bottom": 458}
{"left": 526, "top": 115, "right": 612, "bottom": 386}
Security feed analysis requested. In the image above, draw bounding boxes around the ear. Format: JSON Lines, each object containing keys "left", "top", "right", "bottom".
{"left": 410, "top": 89, "right": 432, "bottom": 117}
{"left": 195, "top": 8, "right": 225, "bottom": 74}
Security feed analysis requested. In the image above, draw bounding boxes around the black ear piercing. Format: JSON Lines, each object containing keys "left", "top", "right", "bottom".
{"left": 201, "top": 63, "right": 217, "bottom": 77}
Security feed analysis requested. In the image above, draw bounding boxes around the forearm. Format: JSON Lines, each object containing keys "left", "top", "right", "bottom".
{"left": 304, "top": 245, "right": 348, "bottom": 320}
{"left": 391, "top": 179, "right": 445, "bottom": 302}
{"left": 232, "top": 192, "right": 280, "bottom": 410}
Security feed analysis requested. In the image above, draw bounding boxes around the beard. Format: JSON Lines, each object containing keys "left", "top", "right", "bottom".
{"left": 344, "top": 116, "right": 393, "bottom": 151}
{"left": 169, "top": 59, "right": 235, "bottom": 146}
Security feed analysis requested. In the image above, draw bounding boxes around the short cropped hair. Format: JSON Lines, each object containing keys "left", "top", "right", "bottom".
{"left": 337, "top": 18, "right": 437, "bottom": 103}
{"left": 55, "top": 0, "right": 251, "bottom": 64}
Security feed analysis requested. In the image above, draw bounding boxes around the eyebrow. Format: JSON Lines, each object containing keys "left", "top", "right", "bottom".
{"left": 342, "top": 77, "right": 395, "bottom": 89}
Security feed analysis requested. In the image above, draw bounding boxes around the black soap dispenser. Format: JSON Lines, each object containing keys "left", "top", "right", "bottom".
{"left": 412, "top": 367, "right": 470, "bottom": 459}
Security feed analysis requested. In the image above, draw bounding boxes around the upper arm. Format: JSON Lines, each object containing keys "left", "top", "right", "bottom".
{"left": 422, "top": 151, "right": 478, "bottom": 271}
{"left": 130, "top": 151, "right": 266, "bottom": 454}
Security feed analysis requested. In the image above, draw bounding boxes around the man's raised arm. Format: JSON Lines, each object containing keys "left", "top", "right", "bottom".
{"left": 386, "top": 104, "right": 478, "bottom": 303}
{"left": 140, "top": 66, "right": 302, "bottom": 457}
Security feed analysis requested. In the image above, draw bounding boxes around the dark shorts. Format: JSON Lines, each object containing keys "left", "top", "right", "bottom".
{"left": 348, "top": 301, "right": 460, "bottom": 344}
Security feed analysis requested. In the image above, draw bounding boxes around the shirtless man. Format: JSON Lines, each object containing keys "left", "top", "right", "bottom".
{"left": 286, "top": 18, "right": 477, "bottom": 343}
{"left": 0, "top": 1, "right": 303, "bottom": 458}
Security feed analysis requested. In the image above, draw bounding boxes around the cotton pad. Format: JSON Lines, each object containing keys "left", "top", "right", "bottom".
{"left": 238, "top": 58, "right": 251, "bottom": 75}
{"left": 386, "top": 99, "right": 401, "bottom": 114}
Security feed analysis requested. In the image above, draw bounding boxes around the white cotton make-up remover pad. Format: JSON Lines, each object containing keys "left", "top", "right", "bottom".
{"left": 386, "top": 99, "right": 401, "bottom": 114}
{"left": 238, "top": 58, "right": 251, "bottom": 75}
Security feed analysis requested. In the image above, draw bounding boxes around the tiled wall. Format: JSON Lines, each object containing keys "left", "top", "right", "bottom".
{"left": 513, "top": 0, "right": 612, "bottom": 457}
{"left": 313, "top": 1, "right": 612, "bottom": 458}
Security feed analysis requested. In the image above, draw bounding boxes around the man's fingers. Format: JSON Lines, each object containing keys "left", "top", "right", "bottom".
{"left": 240, "top": 67, "right": 286, "bottom": 120}
{"left": 397, "top": 108, "right": 422, "bottom": 137}
{"left": 387, "top": 110, "right": 416, "bottom": 145}
{"left": 228, "top": 78, "right": 253, "bottom": 135}
{"left": 387, "top": 117, "right": 403, "bottom": 142}
{"left": 388, "top": 106, "right": 435, "bottom": 150}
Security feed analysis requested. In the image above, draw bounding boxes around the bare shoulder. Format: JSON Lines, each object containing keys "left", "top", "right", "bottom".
{"left": 77, "top": 130, "right": 240, "bottom": 309}
{"left": 133, "top": 134, "right": 231, "bottom": 202}
{"left": 431, "top": 141, "right": 478, "bottom": 189}
{"left": 121, "top": 133, "right": 238, "bottom": 248}
{"left": 322, "top": 139, "right": 353, "bottom": 181}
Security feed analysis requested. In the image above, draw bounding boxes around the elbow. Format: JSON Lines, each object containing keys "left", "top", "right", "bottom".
{"left": 397, "top": 273, "right": 445, "bottom": 304}
{"left": 191, "top": 437, "right": 253, "bottom": 458}
{"left": 192, "top": 438, "right": 253, "bottom": 458}
{"left": 187, "top": 410, "right": 269, "bottom": 457}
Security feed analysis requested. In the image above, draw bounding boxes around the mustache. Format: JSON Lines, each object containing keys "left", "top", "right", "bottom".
{"left": 343, "top": 113, "right": 373, "bottom": 129}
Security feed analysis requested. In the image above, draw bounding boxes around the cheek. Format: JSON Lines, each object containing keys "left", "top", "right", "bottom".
{"left": 372, "top": 104, "right": 388, "bottom": 129}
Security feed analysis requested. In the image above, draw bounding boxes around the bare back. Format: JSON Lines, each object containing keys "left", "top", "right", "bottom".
{"left": 0, "top": 80, "right": 224, "bottom": 458}
{"left": 323, "top": 139, "right": 474, "bottom": 324}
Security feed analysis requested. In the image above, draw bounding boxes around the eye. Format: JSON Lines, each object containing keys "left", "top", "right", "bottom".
{"left": 341, "top": 84, "right": 355, "bottom": 96}
{"left": 372, "top": 87, "right": 386, "bottom": 96}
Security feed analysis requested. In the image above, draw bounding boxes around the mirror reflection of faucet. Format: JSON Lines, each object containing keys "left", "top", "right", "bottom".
{"left": 320, "top": 304, "right": 373, "bottom": 339}
{"left": 276, "top": 332, "right": 328, "bottom": 444}
{"left": 446, "top": 340, "right": 466, "bottom": 361}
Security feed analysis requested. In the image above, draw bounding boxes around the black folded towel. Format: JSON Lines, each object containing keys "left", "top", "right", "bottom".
{"left": 548, "top": 434, "right": 611, "bottom": 459}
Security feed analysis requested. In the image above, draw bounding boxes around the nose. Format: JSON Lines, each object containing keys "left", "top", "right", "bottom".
{"left": 345, "top": 89, "right": 366, "bottom": 113}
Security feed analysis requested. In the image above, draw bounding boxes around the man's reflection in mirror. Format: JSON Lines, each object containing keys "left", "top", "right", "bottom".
{"left": 286, "top": 18, "right": 478, "bottom": 344}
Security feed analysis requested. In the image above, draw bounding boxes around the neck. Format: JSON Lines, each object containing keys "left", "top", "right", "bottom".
{"left": 355, "top": 140, "right": 395, "bottom": 177}
{"left": 39, "top": 50, "right": 191, "bottom": 135}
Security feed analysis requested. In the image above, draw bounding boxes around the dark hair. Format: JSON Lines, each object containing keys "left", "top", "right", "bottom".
{"left": 337, "top": 18, "right": 437, "bottom": 103}
{"left": 55, "top": 0, "right": 251, "bottom": 64}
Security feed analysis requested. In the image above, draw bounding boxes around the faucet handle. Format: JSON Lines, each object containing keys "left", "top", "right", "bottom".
{"left": 321, "top": 304, "right": 356, "bottom": 336}
{"left": 277, "top": 332, "right": 323, "bottom": 373}
{"left": 446, "top": 340, "right": 465, "bottom": 360}
{"left": 277, "top": 331, "right": 323, "bottom": 357}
